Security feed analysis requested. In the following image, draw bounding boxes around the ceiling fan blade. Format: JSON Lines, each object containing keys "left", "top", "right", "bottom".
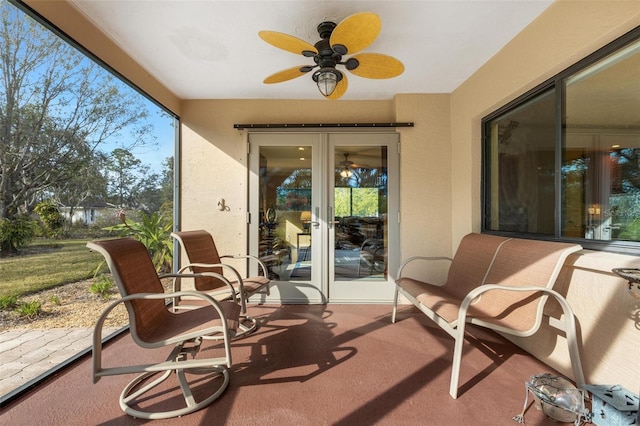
{"left": 327, "top": 74, "right": 348, "bottom": 100}
{"left": 330, "top": 12, "right": 381, "bottom": 55}
{"left": 348, "top": 53, "right": 404, "bottom": 79}
{"left": 263, "top": 66, "right": 311, "bottom": 84}
{"left": 259, "top": 31, "right": 318, "bottom": 56}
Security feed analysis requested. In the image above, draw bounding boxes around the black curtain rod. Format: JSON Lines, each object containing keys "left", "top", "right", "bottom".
{"left": 234, "top": 122, "right": 414, "bottom": 130}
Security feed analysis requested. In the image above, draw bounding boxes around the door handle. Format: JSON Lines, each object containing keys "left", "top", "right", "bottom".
{"left": 307, "top": 207, "right": 319, "bottom": 228}
{"left": 328, "top": 206, "right": 338, "bottom": 229}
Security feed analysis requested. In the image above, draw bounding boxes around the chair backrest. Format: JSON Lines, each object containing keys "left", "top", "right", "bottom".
{"left": 172, "top": 230, "right": 228, "bottom": 291}
{"left": 88, "top": 238, "right": 172, "bottom": 344}
{"left": 444, "top": 233, "right": 511, "bottom": 301}
{"left": 471, "top": 238, "right": 582, "bottom": 334}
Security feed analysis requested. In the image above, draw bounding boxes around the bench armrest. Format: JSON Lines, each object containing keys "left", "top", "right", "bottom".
{"left": 458, "top": 284, "right": 575, "bottom": 336}
{"left": 457, "top": 284, "right": 584, "bottom": 389}
{"left": 397, "top": 256, "right": 453, "bottom": 279}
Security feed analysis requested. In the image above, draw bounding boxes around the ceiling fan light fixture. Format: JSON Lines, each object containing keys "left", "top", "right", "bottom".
{"left": 313, "top": 68, "right": 342, "bottom": 97}
{"left": 340, "top": 168, "right": 353, "bottom": 178}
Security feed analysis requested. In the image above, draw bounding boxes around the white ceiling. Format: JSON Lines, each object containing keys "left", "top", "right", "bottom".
{"left": 67, "top": 0, "right": 553, "bottom": 100}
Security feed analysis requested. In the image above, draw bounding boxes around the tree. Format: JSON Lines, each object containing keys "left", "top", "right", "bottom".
{"left": 136, "top": 156, "right": 173, "bottom": 214}
{"left": 103, "top": 149, "right": 175, "bottom": 214}
{"left": 159, "top": 156, "right": 174, "bottom": 208}
{"left": 104, "top": 148, "right": 143, "bottom": 208}
{"left": 0, "top": 2, "right": 153, "bottom": 252}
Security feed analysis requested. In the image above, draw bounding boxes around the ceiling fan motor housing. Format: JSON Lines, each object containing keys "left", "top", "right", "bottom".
{"left": 317, "top": 21, "right": 336, "bottom": 39}
{"left": 312, "top": 23, "right": 344, "bottom": 83}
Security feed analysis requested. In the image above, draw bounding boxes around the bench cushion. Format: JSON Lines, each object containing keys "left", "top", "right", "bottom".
{"left": 444, "top": 233, "right": 511, "bottom": 301}
{"left": 396, "top": 277, "right": 465, "bottom": 323}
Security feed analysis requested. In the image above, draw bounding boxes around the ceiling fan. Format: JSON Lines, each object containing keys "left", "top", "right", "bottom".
{"left": 338, "top": 153, "right": 362, "bottom": 177}
{"left": 259, "top": 12, "right": 404, "bottom": 100}
{"left": 339, "top": 153, "right": 357, "bottom": 168}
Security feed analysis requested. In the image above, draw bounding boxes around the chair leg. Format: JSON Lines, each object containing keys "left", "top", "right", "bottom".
{"left": 118, "top": 343, "right": 230, "bottom": 419}
{"left": 234, "top": 315, "right": 258, "bottom": 338}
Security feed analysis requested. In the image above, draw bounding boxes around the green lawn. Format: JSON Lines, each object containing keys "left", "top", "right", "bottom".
{"left": 0, "top": 239, "right": 106, "bottom": 298}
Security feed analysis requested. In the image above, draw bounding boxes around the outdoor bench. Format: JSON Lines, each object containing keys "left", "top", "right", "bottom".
{"left": 392, "top": 233, "right": 585, "bottom": 398}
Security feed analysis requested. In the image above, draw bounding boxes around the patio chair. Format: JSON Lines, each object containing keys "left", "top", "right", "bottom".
{"left": 358, "top": 238, "right": 386, "bottom": 277}
{"left": 88, "top": 238, "right": 241, "bottom": 420}
{"left": 171, "top": 229, "right": 271, "bottom": 336}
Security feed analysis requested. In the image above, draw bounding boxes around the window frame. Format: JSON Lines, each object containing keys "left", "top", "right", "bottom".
{"left": 481, "top": 26, "right": 640, "bottom": 254}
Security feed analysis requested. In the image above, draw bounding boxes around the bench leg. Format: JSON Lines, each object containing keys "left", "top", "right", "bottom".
{"left": 449, "top": 323, "right": 466, "bottom": 399}
{"left": 547, "top": 290, "right": 586, "bottom": 389}
{"left": 391, "top": 285, "right": 399, "bottom": 323}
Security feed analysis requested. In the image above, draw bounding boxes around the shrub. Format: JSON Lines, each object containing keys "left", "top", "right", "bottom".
{"left": 34, "top": 201, "right": 65, "bottom": 239}
{"left": 90, "top": 275, "right": 114, "bottom": 300}
{"left": 0, "top": 215, "right": 36, "bottom": 253}
{"left": 16, "top": 301, "right": 42, "bottom": 318}
{"left": 103, "top": 210, "right": 173, "bottom": 272}
{"left": 0, "top": 294, "right": 19, "bottom": 310}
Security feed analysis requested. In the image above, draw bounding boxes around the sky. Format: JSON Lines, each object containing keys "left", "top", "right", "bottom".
{"left": 85, "top": 83, "right": 176, "bottom": 176}
{"left": 117, "top": 100, "right": 176, "bottom": 175}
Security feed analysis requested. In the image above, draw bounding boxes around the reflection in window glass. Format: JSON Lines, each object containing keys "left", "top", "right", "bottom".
{"left": 334, "top": 146, "right": 388, "bottom": 280}
{"left": 564, "top": 39, "right": 640, "bottom": 241}
{"left": 483, "top": 30, "right": 640, "bottom": 249}
{"left": 335, "top": 188, "right": 379, "bottom": 217}
{"left": 258, "top": 146, "right": 311, "bottom": 280}
{"left": 484, "top": 89, "right": 556, "bottom": 234}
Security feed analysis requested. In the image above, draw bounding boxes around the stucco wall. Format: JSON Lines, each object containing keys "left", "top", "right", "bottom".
{"left": 450, "top": 1, "right": 640, "bottom": 390}
{"left": 395, "top": 94, "right": 453, "bottom": 284}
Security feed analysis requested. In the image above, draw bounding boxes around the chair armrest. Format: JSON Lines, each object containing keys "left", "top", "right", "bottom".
{"left": 134, "top": 290, "right": 239, "bottom": 343}
{"left": 162, "top": 270, "right": 240, "bottom": 302}
{"left": 220, "top": 254, "right": 269, "bottom": 278}
{"left": 397, "top": 256, "right": 453, "bottom": 279}
{"left": 94, "top": 289, "right": 238, "bottom": 340}
{"left": 168, "top": 263, "right": 245, "bottom": 298}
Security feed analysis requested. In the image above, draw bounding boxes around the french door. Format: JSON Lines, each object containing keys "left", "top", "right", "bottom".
{"left": 248, "top": 132, "right": 399, "bottom": 303}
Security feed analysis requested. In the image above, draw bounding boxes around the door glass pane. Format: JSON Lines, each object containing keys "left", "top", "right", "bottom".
{"left": 258, "top": 145, "right": 312, "bottom": 281}
{"left": 334, "top": 146, "right": 388, "bottom": 281}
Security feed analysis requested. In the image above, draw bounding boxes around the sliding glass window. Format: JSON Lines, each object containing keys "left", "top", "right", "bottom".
{"left": 483, "top": 27, "right": 640, "bottom": 252}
